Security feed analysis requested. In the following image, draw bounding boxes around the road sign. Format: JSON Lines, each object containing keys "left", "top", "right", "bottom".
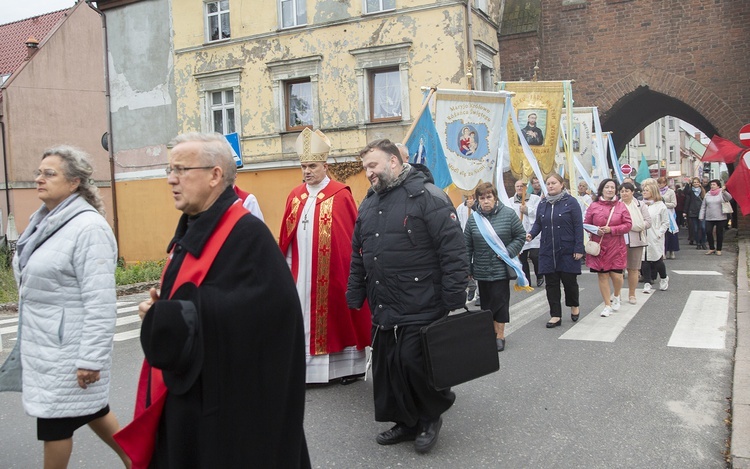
{"left": 621, "top": 164, "right": 633, "bottom": 175}
{"left": 224, "top": 133, "right": 243, "bottom": 168}
{"left": 740, "top": 123, "right": 750, "bottom": 147}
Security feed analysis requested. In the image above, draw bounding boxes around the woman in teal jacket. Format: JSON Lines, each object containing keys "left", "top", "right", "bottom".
{"left": 465, "top": 182, "right": 526, "bottom": 351}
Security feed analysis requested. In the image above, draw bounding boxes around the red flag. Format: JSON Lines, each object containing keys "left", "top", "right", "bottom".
{"left": 702, "top": 135, "right": 744, "bottom": 163}
{"left": 726, "top": 150, "right": 750, "bottom": 215}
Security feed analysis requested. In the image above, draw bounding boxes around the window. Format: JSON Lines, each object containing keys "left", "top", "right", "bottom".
{"left": 206, "top": 1, "right": 230, "bottom": 42}
{"left": 286, "top": 79, "right": 313, "bottom": 131}
{"left": 369, "top": 68, "right": 402, "bottom": 122}
{"left": 267, "top": 56, "right": 322, "bottom": 132}
{"left": 669, "top": 145, "right": 676, "bottom": 164}
{"left": 364, "top": 0, "right": 395, "bottom": 14}
{"left": 474, "top": 42, "right": 497, "bottom": 92}
{"left": 668, "top": 117, "right": 675, "bottom": 131}
{"left": 350, "top": 42, "right": 411, "bottom": 125}
{"left": 637, "top": 130, "right": 646, "bottom": 146}
{"left": 474, "top": 0, "right": 488, "bottom": 13}
{"left": 280, "top": 0, "right": 306, "bottom": 28}
{"left": 211, "top": 90, "right": 236, "bottom": 134}
{"left": 195, "top": 68, "right": 242, "bottom": 134}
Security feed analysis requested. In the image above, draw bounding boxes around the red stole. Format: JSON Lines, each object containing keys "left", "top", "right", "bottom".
{"left": 113, "top": 201, "right": 247, "bottom": 469}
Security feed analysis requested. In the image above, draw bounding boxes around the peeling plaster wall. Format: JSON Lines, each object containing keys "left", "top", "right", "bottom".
{"left": 106, "top": 0, "right": 178, "bottom": 166}
{"left": 171, "top": 1, "right": 501, "bottom": 162}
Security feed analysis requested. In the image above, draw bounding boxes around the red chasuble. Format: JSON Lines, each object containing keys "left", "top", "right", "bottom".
{"left": 279, "top": 180, "right": 371, "bottom": 356}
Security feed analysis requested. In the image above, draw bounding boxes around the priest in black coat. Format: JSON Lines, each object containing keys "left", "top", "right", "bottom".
{"left": 120, "top": 132, "right": 310, "bottom": 469}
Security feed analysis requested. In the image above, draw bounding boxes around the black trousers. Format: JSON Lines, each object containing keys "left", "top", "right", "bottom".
{"left": 705, "top": 220, "right": 725, "bottom": 251}
{"left": 544, "top": 272, "right": 580, "bottom": 318}
{"left": 519, "top": 248, "right": 540, "bottom": 283}
{"left": 477, "top": 279, "right": 511, "bottom": 323}
{"left": 371, "top": 325, "right": 455, "bottom": 428}
{"left": 641, "top": 249, "right": 666, "bottom": 282}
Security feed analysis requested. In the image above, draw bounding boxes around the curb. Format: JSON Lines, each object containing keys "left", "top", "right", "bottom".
{"left": 734, "top": 238, "right": 750, "bottom": 467}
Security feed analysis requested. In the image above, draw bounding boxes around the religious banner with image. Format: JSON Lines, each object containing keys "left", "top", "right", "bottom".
{"left": 556, "top": 107, "right": 595, "bottom": 185}
{"left": 434, "top": 89, "right": 511, "bottom": 190}
{"left": 500, "top": 81, "right": 564, "bottom": 180}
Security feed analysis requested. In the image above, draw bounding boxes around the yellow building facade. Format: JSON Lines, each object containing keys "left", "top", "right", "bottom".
{"left": 109, "top": 0, "right": 503, "bottom": 261}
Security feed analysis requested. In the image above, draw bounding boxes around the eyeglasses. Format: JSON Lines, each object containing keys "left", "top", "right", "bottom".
{"left": 33, "top": 169, "right": 58, "bottom": 179}
{"left": 164, "top": 166, "right": 214, "bottom": 177}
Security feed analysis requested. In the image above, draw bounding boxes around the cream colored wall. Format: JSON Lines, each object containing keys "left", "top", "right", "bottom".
{"left": 172, "top": 2, "right": 474, "bottom": 160}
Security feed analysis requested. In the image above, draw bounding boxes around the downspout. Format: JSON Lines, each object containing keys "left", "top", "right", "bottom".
{"left": 466, "top": 0, "right": 475, "bottom": 90}
{"left": 86, "top": 0, "right": 119, "bottom": 243}
{"left": 0, "top": 120, "right": 10, "bottom": 246}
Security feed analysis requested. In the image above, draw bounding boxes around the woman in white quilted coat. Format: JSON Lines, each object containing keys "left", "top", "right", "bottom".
{"left": 0, "top": 146, "right": 130, "bottom": 468}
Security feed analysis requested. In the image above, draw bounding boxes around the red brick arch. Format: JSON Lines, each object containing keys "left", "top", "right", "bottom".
{"left": 597, "top": 69, "right": 738, "bottom": 154}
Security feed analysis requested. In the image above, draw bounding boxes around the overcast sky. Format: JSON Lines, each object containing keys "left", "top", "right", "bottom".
{"left": 0, "top": 0, "right": 77, "bottom": 25}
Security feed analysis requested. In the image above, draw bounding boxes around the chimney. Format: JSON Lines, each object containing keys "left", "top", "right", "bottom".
{"left": 25, "top": 36, "right": 39, "bottom": 59}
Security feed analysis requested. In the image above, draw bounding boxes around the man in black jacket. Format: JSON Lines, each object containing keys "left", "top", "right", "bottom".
{"left": 347, "top": 139, "right": 468, "bottom": 454}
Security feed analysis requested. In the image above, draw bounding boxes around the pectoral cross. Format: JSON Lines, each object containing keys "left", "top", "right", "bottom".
{"left": 301, "top": 216, "right": 309, "bottom": 230}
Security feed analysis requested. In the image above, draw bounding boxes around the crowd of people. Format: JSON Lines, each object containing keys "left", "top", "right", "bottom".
{"left": 0, "top": 130, "right": 736, "bottom": 467}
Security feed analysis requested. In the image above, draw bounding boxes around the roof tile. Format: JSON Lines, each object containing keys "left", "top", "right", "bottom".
{"left": 0, "top": 9, "right": 69, "bottom": 77}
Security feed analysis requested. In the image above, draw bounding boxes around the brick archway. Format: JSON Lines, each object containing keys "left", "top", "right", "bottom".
{"left": 598, "top": 69, "right": 736, "bottom": 154}
{"left": 498, "top": 0, "right": 750, "bottom": 150}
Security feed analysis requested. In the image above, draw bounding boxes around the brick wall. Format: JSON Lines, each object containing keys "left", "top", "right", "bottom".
{"left": 499, "top": 0, "right": 750, "bottom": 144}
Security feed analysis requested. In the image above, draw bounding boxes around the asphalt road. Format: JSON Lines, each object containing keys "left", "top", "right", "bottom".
{"left": 0, "top": 230, "right": 737, "bottom": 468}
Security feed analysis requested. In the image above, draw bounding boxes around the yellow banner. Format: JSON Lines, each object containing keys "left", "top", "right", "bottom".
{"left": 502, "top": 82, "right": 564, "bottom": 180}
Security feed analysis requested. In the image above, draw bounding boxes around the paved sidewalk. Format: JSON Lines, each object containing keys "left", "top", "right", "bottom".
{"left": 734, "top": 238, "right": 750, "bottom": 468}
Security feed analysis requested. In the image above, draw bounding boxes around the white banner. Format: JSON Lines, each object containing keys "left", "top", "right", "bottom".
{"left": 434, "top": 89, "right": 511, "bottom": 190}
{"left": 557, "top": 107, "right": 596, "bottom": 187}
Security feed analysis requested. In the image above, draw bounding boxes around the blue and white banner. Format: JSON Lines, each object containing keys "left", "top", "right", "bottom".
{"left": 434, "top": 89, "right": 512, "bottom": 190}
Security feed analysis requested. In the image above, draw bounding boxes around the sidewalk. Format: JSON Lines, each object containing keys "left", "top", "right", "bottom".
{"left": 734, "top": 237, "right": 750, "bottom": 468}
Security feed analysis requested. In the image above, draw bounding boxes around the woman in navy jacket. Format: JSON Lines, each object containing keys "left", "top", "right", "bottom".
{"left": 527, "top": 174, "right": 586, "bottom": 327}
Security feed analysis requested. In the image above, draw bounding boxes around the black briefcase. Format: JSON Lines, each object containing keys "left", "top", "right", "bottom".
{"left": 420, "top": 308, "right": 499, "bottom": 390}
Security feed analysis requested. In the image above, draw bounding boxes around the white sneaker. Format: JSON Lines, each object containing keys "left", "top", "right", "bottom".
{"left": 660, "top": 276, "right": 669, "bottom": 291}
{"left": 612, "top": 296, "right": 621, "bottom": 311}
{"left": 643, "top": 283, "right": 652, "bottom": 294}
{"left": 600, "top": 306, "right": 612, "bottom": 317}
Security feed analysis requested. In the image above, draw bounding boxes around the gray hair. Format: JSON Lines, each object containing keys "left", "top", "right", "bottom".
{"left": 42, "top": 146, "right": 105, "bottom": 216}
{"left": 168, "top": 132, "right": 237, "bottom": 187}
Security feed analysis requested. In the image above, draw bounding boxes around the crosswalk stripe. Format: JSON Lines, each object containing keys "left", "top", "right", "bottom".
{"left": 559, "top": 293, "right": 652, "bottom": 342}
{"left": 114, "top": 329, "right": 141, "bottom": 342}
{"left": 0, "top": 317, "right": 18, "bottom": 326}
{"left": 668, "top": 291, "right": 730, "bottom": 349}
{"left": 671, "top": 270, "right": 722, "bottom": 276}
{"left": 117, "top": 306, "right": 140, "bottom": 315}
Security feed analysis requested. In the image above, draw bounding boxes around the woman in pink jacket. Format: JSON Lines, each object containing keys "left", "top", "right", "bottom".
{"left": 584, "top": 179, "right": 632, "bottom": 317}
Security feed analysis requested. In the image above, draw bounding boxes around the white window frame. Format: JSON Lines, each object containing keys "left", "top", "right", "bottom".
{"left": 363, "top": 0, "right": 395, "bottom": 15}
{"left": 194, "top": 68, "right": 242, "bottom": 134}
{"left": 350, "top": 43, "right": 412, "bottom": 125}
{"left": 474, "top": 0, "right": 488, "bottom": 13}
{"left": 205, "top": 0, "right": 231, "bottom": 43}
{"left": 474, "top": 41, "right": 497, "bottom": 92}
{"left": 210, "top": 89, "right": 236, "bottom": 135}
{"left": 279, "top": 0, "right": 306, "bottom": 29}
{"left": 267, "top": 56, "right": 322, "bottom": 133}
{"left": 669, "top": 145, "right": 676, "bottom": 164}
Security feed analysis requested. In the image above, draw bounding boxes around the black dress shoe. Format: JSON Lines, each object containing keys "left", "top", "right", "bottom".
{"left": 571, "top": 313, "right": 579, "bottom": 322}
{"left": 376, "top": 424, "right": 418, "bottom": 445}
{"left": 415, "top": 417, "right": 443, "bottom": 454}
{"left": 496, "top": 338, "right": 505, "bottom": 352}
{"left": 340, "top": 373, "right": 365, "bottom": 385}
{"left": 546, "top": 318, "right": 562, "bottom": 328}
{"left": 536, "top": 277, "right": 545, "bottom": 287}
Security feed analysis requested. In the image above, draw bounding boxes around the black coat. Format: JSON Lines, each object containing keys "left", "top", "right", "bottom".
{"left": 683, "top": 187, "right": 704, "bottom": 218}
{"left": 145, "top": 187, "right": 310, "bottom": 469}
{"left": 347, "top": 168, "right": 469, "bottom": 328}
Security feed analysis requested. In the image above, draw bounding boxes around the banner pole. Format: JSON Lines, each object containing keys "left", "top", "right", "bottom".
{"left": 402, "top": 87, "right": 437, "bottom": 144}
